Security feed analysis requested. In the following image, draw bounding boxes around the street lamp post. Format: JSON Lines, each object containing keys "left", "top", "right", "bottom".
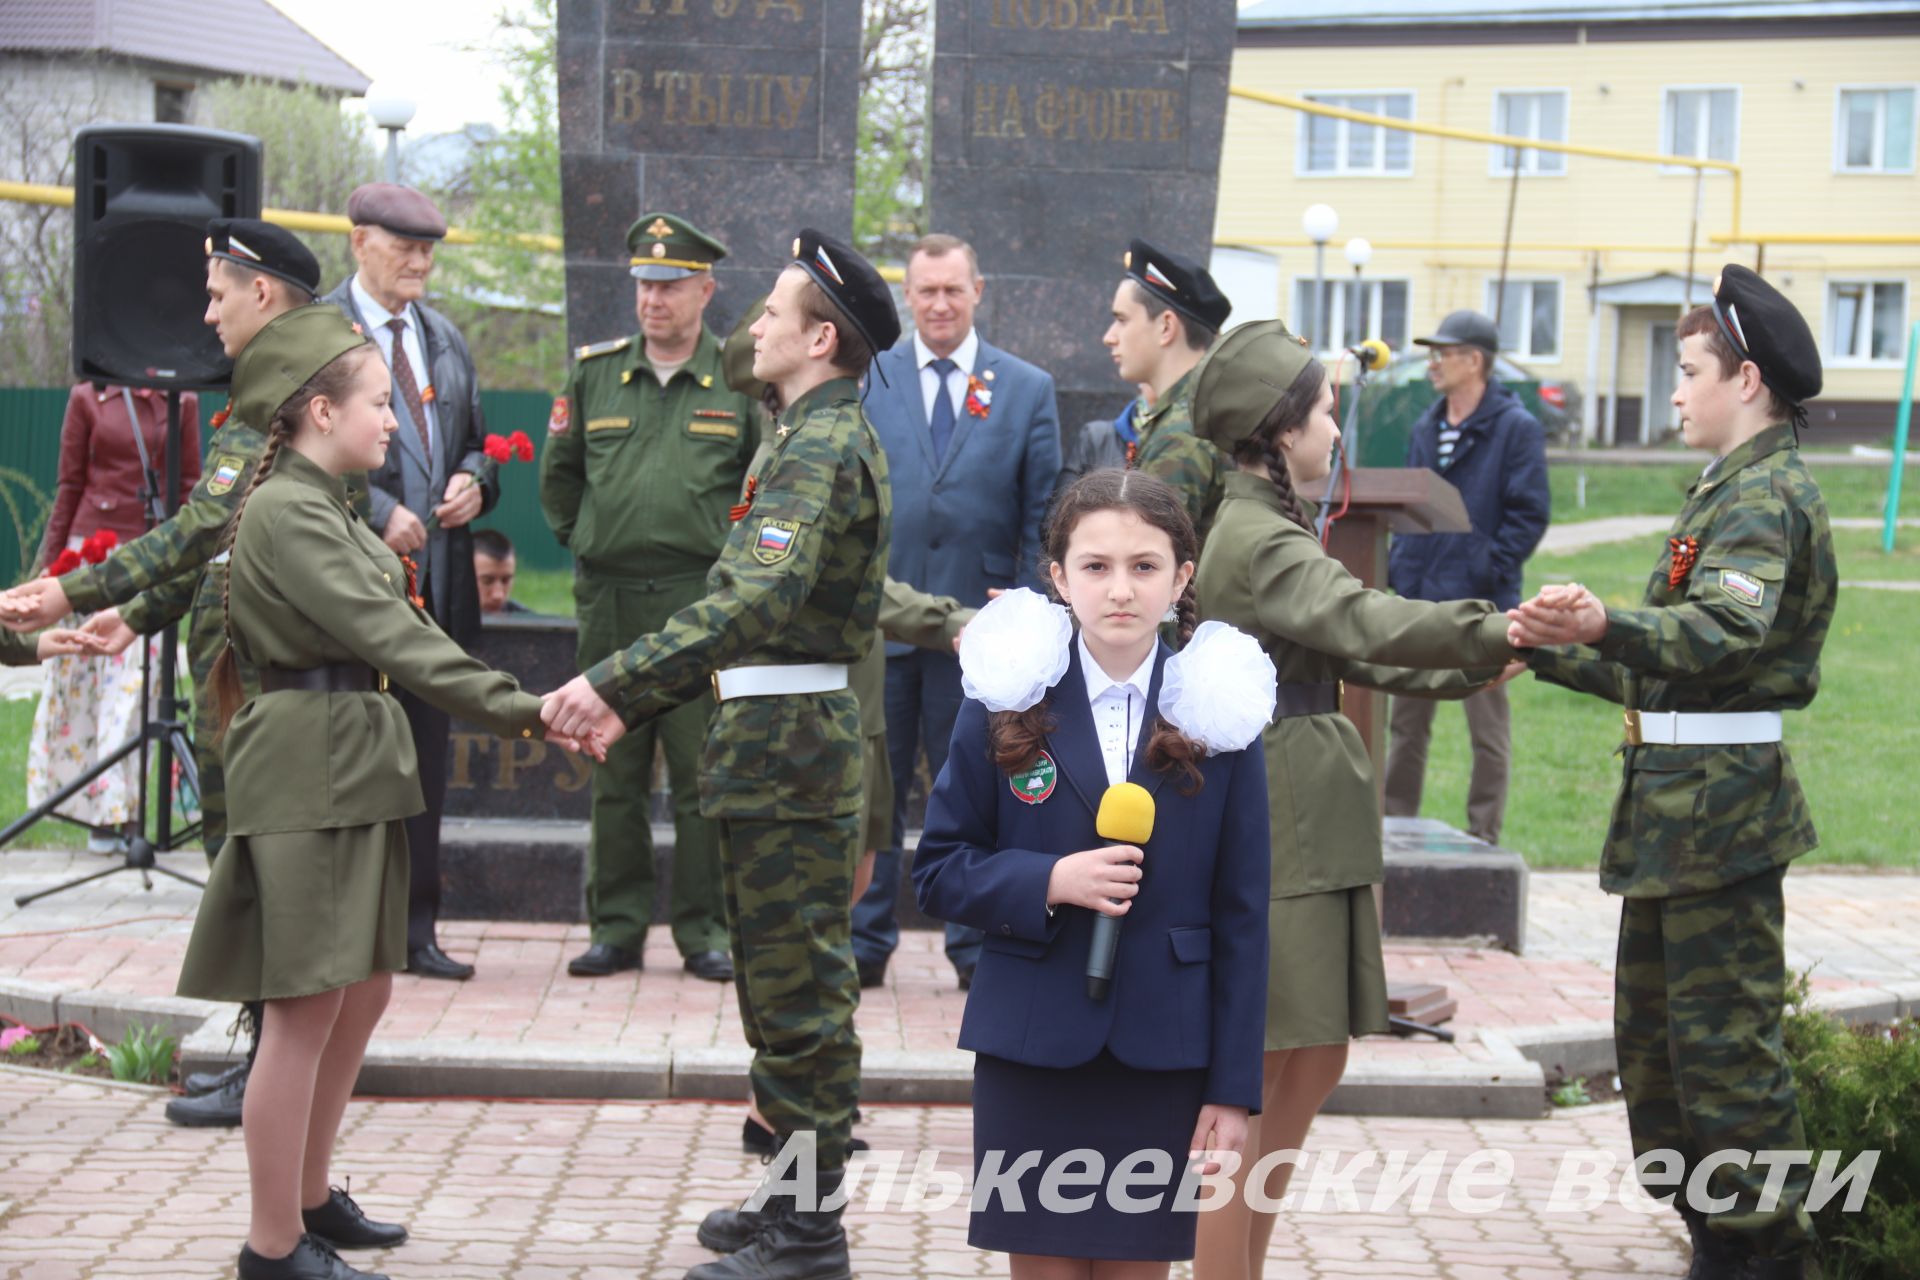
{"left": 1301, "top": 203, "right": 1339, "bottom": 350}
{"left": 1343, "top": 236, "right": 1373, "bottom": 353}
{"left": 364, "top": 84, "right": 417, "bottom": 184}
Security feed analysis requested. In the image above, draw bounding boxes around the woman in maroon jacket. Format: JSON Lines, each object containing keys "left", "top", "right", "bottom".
{"left": 26, "top": 382, "right": 201, "bottom": 849}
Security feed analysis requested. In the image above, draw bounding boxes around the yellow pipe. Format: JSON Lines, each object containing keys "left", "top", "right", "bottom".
{"left": 0, "top": 179, "right": 561, "bottom": 251}
{"left": 1712, "top": 231, "right": 1920, "bottom": 247}
{"left": 1222, "top": 236, "right": 1699, "bottom": 253}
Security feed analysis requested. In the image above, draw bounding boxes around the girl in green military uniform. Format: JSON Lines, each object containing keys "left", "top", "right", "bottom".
{"left": 175, "top": 308, "right": 585, "bottom": 1280}
{"left": 1186, "top": 320, "right": 1522, "bottom": 1280}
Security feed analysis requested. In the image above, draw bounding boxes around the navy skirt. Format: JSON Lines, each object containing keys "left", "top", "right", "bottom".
{"left": 970, "top": 1050, "right": 1209, "bottom": 1261}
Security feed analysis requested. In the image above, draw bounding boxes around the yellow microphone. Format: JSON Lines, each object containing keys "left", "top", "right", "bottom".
{"left": 1353, "top": 338, "right": 1392, "bottom": 372}
{"left": 1087, "top": 782, "right": 1155, "bottom": 1000}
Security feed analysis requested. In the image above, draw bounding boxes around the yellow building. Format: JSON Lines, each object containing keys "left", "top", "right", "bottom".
{"left": 1220, "top": 0, "right": 1919, "bottom": 443}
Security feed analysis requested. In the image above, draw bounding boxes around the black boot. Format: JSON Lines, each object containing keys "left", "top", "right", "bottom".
{"left": 1682, "top": 1208, "right": 1754, "bottom": 1280}
{"left": 166, "top": 1061, "right": 246, "bottom": 1127}
{"left": 302, "top": 1183, "right": 408, "bottom": 1249}
{"left": 1740, "top": 1256, "right": 1806, "bottom": 1280}
{"left": 236, "top": 1234, "right": 389, "bottom": 1279}
{"left": 687, "top": 1169, "right": 851, "bottom": 1280}
{"left": 185, "top": 1001, "right": 263, "bottom": 1096}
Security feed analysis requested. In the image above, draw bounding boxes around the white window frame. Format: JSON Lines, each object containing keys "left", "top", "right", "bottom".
{"left": 1484, "top": 277, "right": 1564, "bottom": 363}
{"left": 1659, "top": 84, "right": 1740, "bottom": 172}
{"left": 1296, "top": 89, "right": 1417, "bottom": 178}
{"left": 1488, "top": 88, "right": 1569, "bottom": 177}
{"left": 1833, "top": 84, "right": 1918, "bottom": 174}
{"left": 1824, "top": 279, "right": 1911, "bottom": 366}
{"left": 1291, "top": 275, "right": 1413, "bottom": 357}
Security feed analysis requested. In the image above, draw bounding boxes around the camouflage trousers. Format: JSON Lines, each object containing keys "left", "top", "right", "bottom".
{"left": 719, "top": 815, "right": 863, "bottom": 1170}
{"left": 1615, "top": 866, "right": 1814, "bottom": 1257}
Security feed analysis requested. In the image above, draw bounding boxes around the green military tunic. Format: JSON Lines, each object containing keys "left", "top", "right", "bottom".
{"left": 586, "top": 375, "right": 888, "bottom": 1169}
{"left": 1198, "top": 470, "right": 1514, "bottom": 1048}
{"left": 1132, "top": 366, "right": 1229, "bottom": 544}
{"left": 1527, "top": 421, "right": 1834, "bottom": 1257}
{"left": 177, "top": 447, "right": 544, "bottom": 1003}
{"left": 1, "top": 629, "right": 39, "bottom": 665}
{"left": 540, "top": 327, "right": 759, "bottom": 957}
{"left": 58, "top": 303, "right": 369, "bottom": 862}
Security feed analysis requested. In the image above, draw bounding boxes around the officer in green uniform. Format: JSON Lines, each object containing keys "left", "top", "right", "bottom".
{"left": 0, "top": 218, "right": 335, "bottom": 1130}
{"left": 1103, "top": 239, "right": 1234, "bottom": 542}
{"left": 544, "top": 230, "right": 895, "bottom": 1280}
{"left": 539, "top": 213, "right": 757, "bottom": 982}
{"left": 1509, "top": 267, "right": 1833, "bottom": 1280}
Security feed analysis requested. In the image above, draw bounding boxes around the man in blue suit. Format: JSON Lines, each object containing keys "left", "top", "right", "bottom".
{"left": 853, "top": 234, "right": 1062, "bottom": 990}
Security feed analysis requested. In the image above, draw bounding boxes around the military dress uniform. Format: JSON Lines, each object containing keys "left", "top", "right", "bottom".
{"left": 541, "top": 214, "right": 758, "bottom": 977}
{"left": 1120, "top": 240, "right": 1232, "bottom": 544}
{"left": 1527, "top": 267, "right": 1834, "bottom": 1270}
{"left": 583, "top": 233, "right": 895, "bottom": 1195}
{"left": 1191, "top": 321, "right": 1517, "bottom": 1049}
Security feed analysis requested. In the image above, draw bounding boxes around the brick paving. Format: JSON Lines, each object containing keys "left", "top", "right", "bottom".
{"left": 0, "top": 1069, "right": 1691, "bottom": 1279}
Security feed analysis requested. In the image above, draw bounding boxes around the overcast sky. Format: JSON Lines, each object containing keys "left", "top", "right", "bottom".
{"left": 263, "top": 0, "right": 518, "bottom": 137}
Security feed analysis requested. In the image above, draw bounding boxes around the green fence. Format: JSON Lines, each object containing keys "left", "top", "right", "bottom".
{"left": 0, "top": 387, "right": 570, "bottom": 588}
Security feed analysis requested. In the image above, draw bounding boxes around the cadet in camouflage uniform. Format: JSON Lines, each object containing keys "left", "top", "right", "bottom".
{"left": 544, "top": 230, "right": 896, "bottom": 1280}
{"left": 1103, "top": 239, "right": 1233, "bottom": 542}
{"left": 540, "top": 213, "right": 757, "bottom": 983}
{"left": 0, "top": 220, "right": 333, "bottom": 1129}
{"left": 1510, "top": 266, "right": 1834, "bottom": 1280}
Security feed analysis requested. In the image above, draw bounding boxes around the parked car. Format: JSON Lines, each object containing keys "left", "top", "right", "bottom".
{"left": 1350, "top": 351, "right": 1578, "bottom": 468}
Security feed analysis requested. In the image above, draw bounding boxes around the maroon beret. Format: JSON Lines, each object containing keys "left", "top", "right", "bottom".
{"left": 346, "top": 183, "right": 447, "bottom": 242}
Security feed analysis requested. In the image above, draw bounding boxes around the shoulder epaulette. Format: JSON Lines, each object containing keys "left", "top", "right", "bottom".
{"left": 575, "top": 336, "right": 633, "bottom": 362}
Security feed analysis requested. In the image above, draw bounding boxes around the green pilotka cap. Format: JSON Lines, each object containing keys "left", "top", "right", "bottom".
{"left": 1190, "top": 319, "right": 1319, "bottom": 453}
{"left": 229, "top": 304, "right": 371, "bottom": 430}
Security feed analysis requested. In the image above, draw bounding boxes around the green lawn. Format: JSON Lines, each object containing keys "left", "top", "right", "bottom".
{"left": 1414, "top": 533, "right": 1920, "bottom": 870}
{"left": 512, "top": 566, "right": 576, "bottom": 617}
{"left": 1551, "top": 458, "right": 1900, "bottom": 522}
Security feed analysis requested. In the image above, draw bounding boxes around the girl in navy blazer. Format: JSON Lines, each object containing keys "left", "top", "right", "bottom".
{"left": 914, "top": 470, "right": 1275, "bottom": 1271}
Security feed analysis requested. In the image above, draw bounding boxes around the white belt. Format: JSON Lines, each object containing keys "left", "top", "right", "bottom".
{"left": 1624, "top": 710, "right": 1783, "bottom": 746}
{"left": 712, "top": 663, "right": 849, "bottom": 701}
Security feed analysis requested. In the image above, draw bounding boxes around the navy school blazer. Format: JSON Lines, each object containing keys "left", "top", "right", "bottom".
{"left": 912, "top": 642, "right": 1270, "bottom": 1113}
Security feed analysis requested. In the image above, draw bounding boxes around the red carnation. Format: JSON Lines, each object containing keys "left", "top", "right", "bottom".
{"left": 483, "top": 434, "right": 512, "bottom": 464}
{"left": 80, "top": 530, "right": 119, "bottom": 564}
{"left": 48, "top": 549, "right": 82, "bottom": 576}
{"left": 508, "top": 430, "right": 534, "bottom": 463}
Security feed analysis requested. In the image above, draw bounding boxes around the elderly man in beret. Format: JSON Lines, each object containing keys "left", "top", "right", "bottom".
{"left": 325, "top": 182, "right": 495, "bottom": 982}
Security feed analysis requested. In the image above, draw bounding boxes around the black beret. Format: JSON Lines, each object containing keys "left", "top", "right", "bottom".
{"left": 1710, "top": 264, "right": 1821, "bottom": 406}
{"left": 205, "top": 217, "right": 320, "bottom": 296}
{"left": 347, "top": 183, "right": 448, "bottom": 242}
{"left": 1124, "top": 239, "right": 1231, "bottom": 334}
{"left": 790, "top": 228, "right": 901, "bottom": 357}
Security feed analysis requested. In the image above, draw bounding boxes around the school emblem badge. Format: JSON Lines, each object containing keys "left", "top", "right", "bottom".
{"left": 1010, "top": 752, "right": 1057, "bottom": 805}
{"left": 752, "top": 518, "right": 801, "bottom": 565}
{"left": 205, "top": 455, "right": 246, "bottom": 496}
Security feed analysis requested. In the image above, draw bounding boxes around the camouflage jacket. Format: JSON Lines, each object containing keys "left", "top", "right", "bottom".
{"left": 586, "top": 375, "right": 891, "bottom": 821}
{"left": 1132, "top": 364, "right": 1228, "bottom": 542}
{"left": 1529, "top": 423, "right": 1836, "bottom": 898}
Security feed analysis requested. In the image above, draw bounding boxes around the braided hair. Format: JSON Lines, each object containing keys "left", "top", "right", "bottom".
{"left": 208, "top": 344, "right": 378, "bottom": 736}
{"left": 1231, "top": 358, "right": 1327, "bottom": 533}
{"left": 989, "top": 468, "right": 1209, "bottom": 794}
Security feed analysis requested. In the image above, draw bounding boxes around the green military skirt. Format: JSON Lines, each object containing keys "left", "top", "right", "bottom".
{"left": 176, "top": 820, "right": 409, "bottom": 1003}
{"left": 1264, "top": 885, "right": 1390, "bottom": 1050}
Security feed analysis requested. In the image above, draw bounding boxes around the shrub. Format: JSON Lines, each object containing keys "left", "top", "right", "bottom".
{"left": 104, "top": 1024, "right": 177, "bottom": 1086}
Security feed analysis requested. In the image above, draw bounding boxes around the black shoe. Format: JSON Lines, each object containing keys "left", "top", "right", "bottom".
{"left": 184, "top": 1055, "right": 250, "bottom": 1098}
{"left": 406, "top": 943, "right": 475, "bottom": 981}
{"left": 855, "top": 959, "right": 885, "bottom": 990}
{"left": 1740, "top": 1257, "right": 1805, "bottom": 1280}
{"left": 303, "top": 1184, "right": 408, "bottom": 1249}
{"left": 237, "top": 1234, "right": 388, "bottom": 1279}
{"left": 956, "top": 964, "right": 974, "bottom": 992}
{"left": 568, "top": 942, "right": 642, "bottom": 977}
{"left": 1683, "top": 1209, "right": 1756, "bottom": 1280}
{"left": 697, "top": 1200, "right": 782, "bottom": 1255}
{"left": 685, "top": 950, "right": 735, "bottom": 983}
{"left": 741, "top": 1115, "right": 868, "bottom": 1158}
{"left": 166, "top": 1070, "right": 245, "bottom": 1128}
{"left": 689, "top": 1175, "right": 851, "bottom": 1280}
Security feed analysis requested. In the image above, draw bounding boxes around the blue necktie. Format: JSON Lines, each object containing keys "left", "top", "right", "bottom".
{"left": 928, "top": 357, "right": 958, "bottom": 463}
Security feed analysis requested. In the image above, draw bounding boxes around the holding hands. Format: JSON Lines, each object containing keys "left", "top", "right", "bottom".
{"left": 34, "top": 627, "right": 110, "bottom": 659}
{"left": 0, "top": 577, "right": 72, "bottom": 632}
{"left": 1047, "top": 844, "right": 1144, "bottom": 917}
{"left": 541, "top": 675, "right": 627, "bottom": 761}
{"left": 79, "top": 608, "right": 139, "bottom": 656}
{"left": 1507, "top": 582, "right": 1607, "bottom": 649}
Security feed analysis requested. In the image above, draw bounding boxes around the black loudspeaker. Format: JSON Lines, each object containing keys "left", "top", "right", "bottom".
{"left": 71, "top": 124, "right": 263, "bottom": 390}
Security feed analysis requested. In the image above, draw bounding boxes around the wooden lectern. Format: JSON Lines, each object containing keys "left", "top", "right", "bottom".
{"left": 1298, "top": 467, "right": 1472, "bottom": 1035}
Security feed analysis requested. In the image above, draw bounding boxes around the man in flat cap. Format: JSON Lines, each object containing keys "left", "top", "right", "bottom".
{"left": 1508, "top": 265, "right": 1835, "bottom": 1279}
{"left": 538, "top": 212, "right": 755, "bottom": 984}
{"left": 0, "top": 217, "right": 339, "bottom": 1128}
{"left": 1104, "top": 238, "right": 1233, "bottom": 541}
{"left": 325, "top": 182, "right": 493, "bottom": 981}
{"left": 544, "top": 229, "right": 896, "bottom": 1279}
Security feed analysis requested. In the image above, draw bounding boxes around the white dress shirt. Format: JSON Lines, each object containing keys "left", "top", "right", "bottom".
{"left": 1078, "top": 634, "right": 1154, "bottom": 788}
{"left": 351, "top": 274, "right": 439, "bottom": 453}
{"left": 913, "top": 327, "right": 979, "bottom": 426}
